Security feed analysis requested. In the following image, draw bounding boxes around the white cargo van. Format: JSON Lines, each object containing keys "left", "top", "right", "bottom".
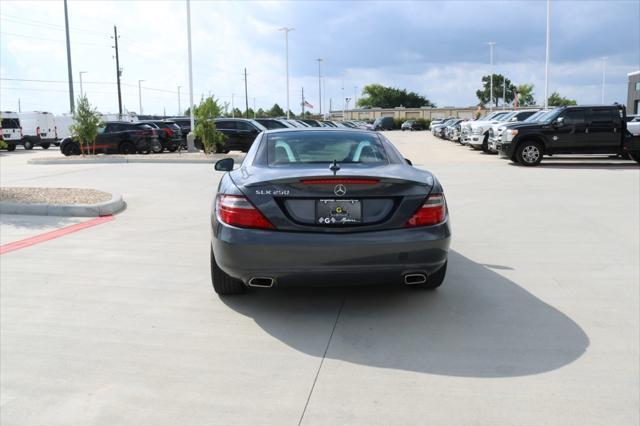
{"left": 17, "top": 111, "right": 57, "bottom": 149}
{"left": 54, "top": 114, "right": 75, "bottom": 142}
{"left": 1, "top": 111, "right": 23, "bottom": 151}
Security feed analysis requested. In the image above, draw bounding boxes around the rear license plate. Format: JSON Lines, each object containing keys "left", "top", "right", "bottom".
{"left": 316, "top": 199, "right": 361, "bottom": 225}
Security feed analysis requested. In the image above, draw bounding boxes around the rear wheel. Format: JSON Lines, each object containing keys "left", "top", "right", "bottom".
{"left": 62, "top": 143, "right": 79, "bottom": 156}
{"left": 168, "top": 146, "right": 178, "bottom": 152}
{"left": 41, "top": 143, "right": 50, "bottom": 149}
{"left": 22, "top": 139, "right": 34, "bottom": 150}
{"left": 412, "top": 261, "right": 447, "bottom": 290}
{"left": 515, "top": 140, "right": 543, "bottom": 166}
{"left": 7, "top": 144, "right": 16, "bottom": 151}
{"left": 119, "top": 141, "right": 136, "bottom": 155}
{"left": 211, "top": 247, "right": 246, "bottom": 295}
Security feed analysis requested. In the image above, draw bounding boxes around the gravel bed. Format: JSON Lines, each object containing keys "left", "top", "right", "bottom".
{"left": 0, "top": 187, "right": 112, "bottom": 205}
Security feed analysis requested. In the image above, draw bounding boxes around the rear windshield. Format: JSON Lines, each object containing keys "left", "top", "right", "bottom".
{"left": 266, "top": 131, "right": 387, "bottom": 165}
{"left": 1, "top": 118, "right": 20, "bottom": 128}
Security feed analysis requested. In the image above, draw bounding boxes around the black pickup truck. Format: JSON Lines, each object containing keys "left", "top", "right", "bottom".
{"left": 59, "top": 121, "right": 159, "bottom": 156}
{"left": 496, "top": 105, "right": 640, "bottom": 166}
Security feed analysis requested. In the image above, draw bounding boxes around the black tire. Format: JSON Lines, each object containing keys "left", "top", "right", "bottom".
{"left": 23, "top": 139, "right": 34, "bottom": 150}
{"left": 119, "top": 141, "right": 136, "bottom": 155}
{"left": 211, "top": 247, "right": 246, "bottom": 295}
{"left": 412, "top": 261, "right": 447, "bottom": 290}
{"left": 7, "top": 144, "right": 16, "bottom": 152}
{"left": 515, "top": 140, "right": 543, "bottom": 166}
{"left": 628, "top": 152, "right": 640, "bottom": 164}
{"left": 62, "top": 143, "right": 77, "bottom": 156}
{"left": 481, "top": 134, "right": 489, "bottom": 152}
{"left": 168, "top": 146, "right": 178, "bottom": 152}
{"left": 41, "top": 143, "right": 50, "bottom": 150}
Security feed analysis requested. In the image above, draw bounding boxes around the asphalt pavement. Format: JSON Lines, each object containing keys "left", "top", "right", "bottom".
{"left": 1, "top": 135, "right": 638, "bottom": 425}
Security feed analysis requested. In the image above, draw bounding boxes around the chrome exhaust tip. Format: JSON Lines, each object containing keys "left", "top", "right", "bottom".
{"left": 404, "top": 273, "right": 427, "bottom": 285}
{"left": 248, "top": 277, "right": 274, "bottom": 288}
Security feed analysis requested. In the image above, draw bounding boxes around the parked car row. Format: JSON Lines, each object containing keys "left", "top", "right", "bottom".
{"left": 433, "top": 105, "right": 640, "bottom": 166}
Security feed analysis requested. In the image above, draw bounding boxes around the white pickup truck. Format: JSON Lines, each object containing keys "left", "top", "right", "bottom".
{"left": 486, "top": 109, "right": 540, "bottom": 153}
{"left": 460, "top": 111, "right": 510, "bottom": 149}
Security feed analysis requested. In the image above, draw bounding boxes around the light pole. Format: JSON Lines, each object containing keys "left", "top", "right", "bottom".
{"left": 79, "top": 71, "right": 87, "bottom": 98}
{"left": 177, "top": 86, "right": 182, "bottom": 115}
{"left": 279, "top": 27, "right": 294, "bottom": 118}
{"left": 487, "top": 42, "right": 496, "bottom": 111}
{"left": 185, "top": 0, "right": 196, "bottom": 151}
{"left": 138, "top": 80, "right": 144, "bottom": 115}
{"left": 316, "top": 58, "right": 322, "bottom": 117}
{"left": 601, "top": 57, "right": 607, "bottom": 104}
{"left": 544, "top": 0, "right": 551, "bottom": 108}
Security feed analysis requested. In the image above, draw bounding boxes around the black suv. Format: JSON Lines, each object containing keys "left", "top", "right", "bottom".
{"left": 213, "top": 119, "right": 266, "bottom": 152}
{"left": 497, "top": 105, "right": 640, "bottom": 166}
{"left": 138, "top": 120, "right": 183, "bottom": 152}
{"left": 59, "top": 121, "right": 159, "bottom": 156}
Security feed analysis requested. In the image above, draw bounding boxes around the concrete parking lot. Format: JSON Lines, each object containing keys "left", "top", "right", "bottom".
{"left": 1, "top": 133, "right": 638, "bottom": 425}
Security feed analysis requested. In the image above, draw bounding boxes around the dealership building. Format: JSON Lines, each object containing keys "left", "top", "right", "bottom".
{"left": 628, "top": 71, "right": 640, "bottom": 115}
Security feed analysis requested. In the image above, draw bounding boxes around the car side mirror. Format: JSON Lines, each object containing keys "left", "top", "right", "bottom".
{"left": 405, "top": 158, "right": 413, "bottom": 166}
{"left": 555, "top": 117, "right": 565, "bottom": 127}
{"left": 510, "top": 117, "right": 518, "bottom": 122}
{"left": 215, "top": 158, "right": 234, "bottom": 171}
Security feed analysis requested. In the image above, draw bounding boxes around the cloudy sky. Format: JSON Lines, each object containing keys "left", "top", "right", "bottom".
{"left": 1, "top": 0, "right": 639, "bottom": 116}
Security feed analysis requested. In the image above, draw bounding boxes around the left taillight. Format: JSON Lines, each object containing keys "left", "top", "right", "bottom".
{"left": 405, "top": 193, "right": 446, "bottom": 227}
{"left": 216, "top": 194, "right": 274, "bottom": 230}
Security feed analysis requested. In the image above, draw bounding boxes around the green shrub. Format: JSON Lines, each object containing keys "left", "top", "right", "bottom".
{"left": 416, "top": 118, "right": 430, "bottom": 130}
{"left": 393, "top": 117, "right": 404, "bottom": 129}
{"left": 0, "top": 139, "right": 7, "bottom": 150}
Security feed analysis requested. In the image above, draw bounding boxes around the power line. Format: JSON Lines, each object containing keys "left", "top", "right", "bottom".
{"left": 0, "top": 13, "right": 106, "bottom": 36}
{"left": 0, "top": 31, "right": 110, "bottom": 47}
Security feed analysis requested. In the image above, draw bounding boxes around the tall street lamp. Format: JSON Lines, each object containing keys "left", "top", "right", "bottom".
{"left": 316, "top": 58, "right": 322, "bottom": 117}
{"left": 487, "top": 42, "right": 496, "bottom": 111}
{"left": 138, "top": 80, "right": 145, "bottom": 115}
{"left": 279, "top": 27, "right": 294, "bottom": 119}
{"left": 79, "top": 71, "right": 87, "bottom": 98}
{"left": 544, "top": 0, "right": 551, "bottom": 108}
{"left": 177, "top": 85, "right": 182, "bottom": 115}
{"left": 601, "top": 57, "right": 607, "bottom": 104}
{"left": 185, "top": 0, "right": 196, "bottom": 151}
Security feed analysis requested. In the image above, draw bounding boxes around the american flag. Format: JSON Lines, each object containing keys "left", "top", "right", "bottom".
{"left": 303, "top": 100, "right": 314, "bottom": 109}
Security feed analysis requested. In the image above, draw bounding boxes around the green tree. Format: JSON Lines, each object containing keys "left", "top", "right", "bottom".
{"left": 476, "top": 74, "right": 517, "bottom": 107}
{"left": 267, "top": 103, "right": 285, "bottom": 117}
{"left": 256, "top": 108, "right": 266, "bottom": 118}
{"left": 515, "top": 84, "right": 536, "bottom": 106}
{"left": 547, "top": 92, "right": 577, "bottom": 107}
{"left": 70, "top": 96, "right": 103, "bottom": 156}
{"left": 356, "top": 84, "right": 434, "bottom": 108}
{"left": 193, "top": 96, "right": 226, "bottom": 154}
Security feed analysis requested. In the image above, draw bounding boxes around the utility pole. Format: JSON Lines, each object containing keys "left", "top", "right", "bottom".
{"left": 63, "top": 0, "right": 74, "bottom": 112}
{"left": 487, "top": 42, "right": 495, "bottom": 111}
{"left": 138, "top": 80, "right": 144, "bottom": 115}
{"left": 185, "top": 0, "right": 196, "bottom": 152}
{"left": 544, "top": 0, "right": 551, "bottom": 108}
{"left": 354, "top": 86, "right": 358, "bottom": 107}
{"left": 316, "top": 58, "right": 322, "bottom": 116}
{"left": 279, "top": 27, "right": 293, "bottom": 118}
{"left": 244, "top": 68, "right": 249, "bottom": 118}
{"left": 18, "top": 98, "right": 21, "bottom": 112}
{"left": 301, "top": 87, "right": 305, "bottom": 116}
{"left": 177, "top": 86, "right": 182, "bottom": 115}
{"left": 79, "top": 71, "right": 87, "bottom": 98}
{"left": 112, "top": 26, "right": 123, "bottom": 118}
{"left": 231, "top": 94, "right": 235, "bottom": 118}
{"left": 253, "top": 97, "right": 256, "bottom": 118}
{"left": 601, "top": 57, "right": 607, "bottom": 104}
{"left": 503, "top": 80, "right": 506, "bottom": 108}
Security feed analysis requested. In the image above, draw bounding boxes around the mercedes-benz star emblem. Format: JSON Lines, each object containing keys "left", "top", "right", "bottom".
{"left": 334, "top": 184, "right": 347, "bottom": 196}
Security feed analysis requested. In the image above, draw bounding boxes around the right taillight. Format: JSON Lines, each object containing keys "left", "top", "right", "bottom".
{"left": 216, "top": 194, "right": 274, "bottom": 230}
{"left": 405, "top": 193, "right": 446, "bottom": 227}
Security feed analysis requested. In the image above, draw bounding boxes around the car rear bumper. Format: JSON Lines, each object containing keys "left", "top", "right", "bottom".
{"left": 212, "top": 220, "right": 451, "bottom": 286}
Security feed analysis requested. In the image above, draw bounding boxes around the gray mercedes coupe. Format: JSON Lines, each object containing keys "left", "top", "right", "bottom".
{"left": 210, "top": 128, "right": 451, "bottom": 295}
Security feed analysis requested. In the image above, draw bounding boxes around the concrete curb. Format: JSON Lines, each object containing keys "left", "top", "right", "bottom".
{"left": 28, "top": 155, "right": 244, "bottom": 165}
{"left": 0, "top": 192, "right": 125, "bottom": 217}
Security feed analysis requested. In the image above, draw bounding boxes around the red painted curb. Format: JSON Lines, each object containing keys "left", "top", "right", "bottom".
{"left": 0, "top": 215, "right": 114, "bottom": 255}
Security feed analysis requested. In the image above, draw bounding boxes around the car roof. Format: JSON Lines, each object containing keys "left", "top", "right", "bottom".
{"left": 261, "top": 127, "right": 377, "bottom": 135}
